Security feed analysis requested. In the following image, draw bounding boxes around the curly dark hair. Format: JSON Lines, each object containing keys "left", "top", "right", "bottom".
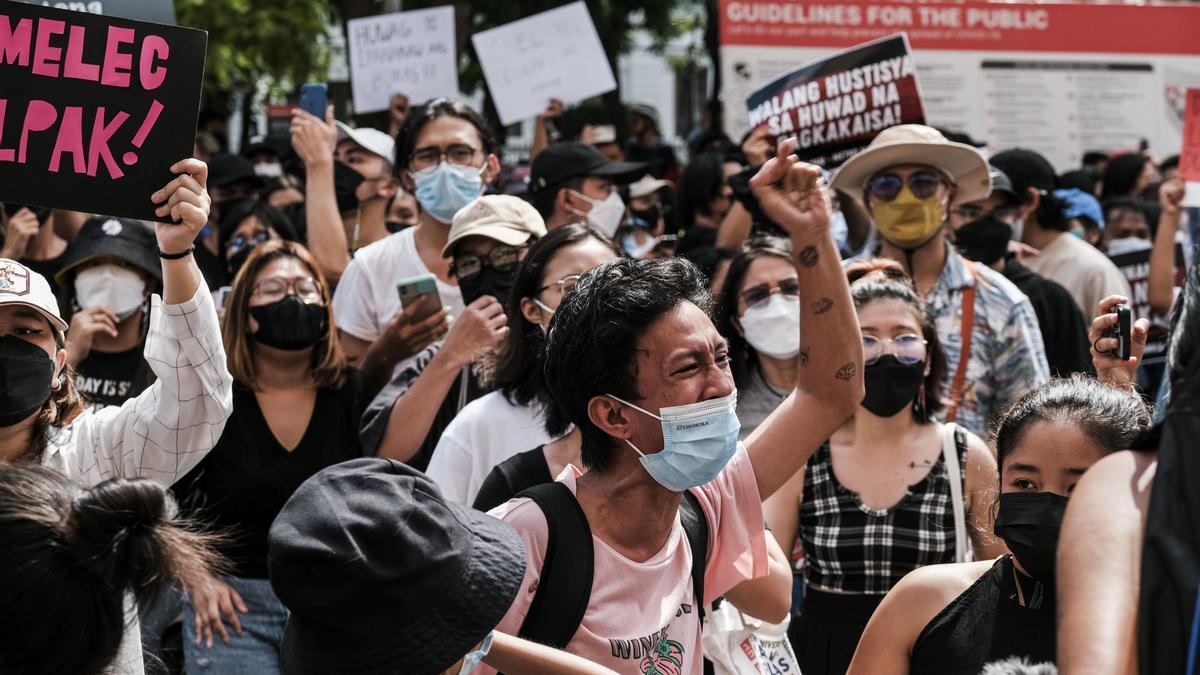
{"left": 542, "top": 257, "right": 711, "bottom": 472}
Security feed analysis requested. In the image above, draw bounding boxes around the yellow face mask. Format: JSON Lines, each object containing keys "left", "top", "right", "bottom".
{"left": 871, "top": 187, "right": 947, "bottom": 249}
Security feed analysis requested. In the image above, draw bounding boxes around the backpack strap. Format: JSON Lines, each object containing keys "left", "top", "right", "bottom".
{"left": 680, "top": 490, "right": 710, "bottom": 620}
{"left": 513, "top": 482, "right": 594, "bottom": 649}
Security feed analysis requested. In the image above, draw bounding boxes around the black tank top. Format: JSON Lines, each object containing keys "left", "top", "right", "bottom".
{"left": 910, "top": 556, "right": 1056, "bottom": 675}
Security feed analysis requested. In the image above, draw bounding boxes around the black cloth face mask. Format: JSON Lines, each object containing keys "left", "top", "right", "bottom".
{"left": 249, "top": 296, "right": 327, "bottom": 351}
{"left": 334, "top": 161, "right": 365, "bottom": 215}
{"left": 954, "top": 215, "right": 1013, "bottom": 266}
{"left": 458, "top": 267, "right": 517, "bottom": 307}
{"left": 994, "top": 491, "right": 1070, "bottom": 582}
{"left": 862, "top": 355, "right": 925, "bottom": 417}
{"left": 0, "top": 335, "right": 55, "bottom": 427}
{"left": 631, "top": 205, "right": 661, "bottom": 229}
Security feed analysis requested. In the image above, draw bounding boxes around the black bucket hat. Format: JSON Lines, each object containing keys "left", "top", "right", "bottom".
{"left": 55, "top": 216, "right": 161, "bottom": 286}
{"left": 268, "top": 458, "right": 527, "bottom": 675}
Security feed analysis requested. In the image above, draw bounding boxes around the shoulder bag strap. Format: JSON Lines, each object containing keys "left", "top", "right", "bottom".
{"left": 946, "top": 261, "right": 978, "bottom": 423}
{"left": 940, "top": 422, "right": 972, "bottom": 563}
{"left": 514, "top": 482, "right": 595, "bottom": 650}
{"left": 680, "top": 490, "right": 710, "bottom": 621}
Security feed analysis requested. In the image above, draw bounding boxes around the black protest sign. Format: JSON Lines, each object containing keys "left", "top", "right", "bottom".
{"left": 16, "top": 0, "right": 177, "bottom": 25}
{"left": 0, "top": 0, "right": 205, "bottom": 221}
{"left": 745, "top": 33, "right": 925, "bottom": 169}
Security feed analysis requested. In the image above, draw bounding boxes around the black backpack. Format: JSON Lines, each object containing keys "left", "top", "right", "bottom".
{"left": 513, "top": 481, "right": 709, "bottom": 649}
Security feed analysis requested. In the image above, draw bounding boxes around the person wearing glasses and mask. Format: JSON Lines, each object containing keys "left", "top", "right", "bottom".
{"left": 946, "top": 167, "right": 1092, "bottom": 377}
{"left": 167, "top": 240, "right": 366, "bottom": 672}
{"left": 332, "top": 99, "right": 501, "bottom": 387}
{"left": 427, "top": 223, "right": 621, "bottom": 507}
{"left": 366, "top": 195, "right": 545, "bottom": 471}
{"left": 763, "top": 261, "right": 1005, "bottom": 675}
{"left": 715, "top": 236, "right": 802, "bottom": 439}
{"left": 832, "top": 125, "right": 1049, "bottom": 438}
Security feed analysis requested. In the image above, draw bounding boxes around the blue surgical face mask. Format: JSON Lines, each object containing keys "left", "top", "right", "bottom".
{"left": 411, "top": 161, "right": 484, "bottom": 223}
{"left": 607, "top": 392, "right": 740, "bottom": 492}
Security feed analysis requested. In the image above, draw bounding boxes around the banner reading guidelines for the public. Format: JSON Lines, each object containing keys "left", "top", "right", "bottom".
{"left": 0, "top": 0, "right": 206, "bottom": 221}
{"left": 745, "top": 33, "right": 924, "bottom": 168}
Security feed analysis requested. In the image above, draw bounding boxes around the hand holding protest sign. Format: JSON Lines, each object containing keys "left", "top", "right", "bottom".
{"left": 347, "top": 6, "right": 458, "bottom": 115}
{"left": 0, "top": 0, "right": 206, "bottom": 221}
{"left": 745, "top": 33, "right": 925, "bottom": 169}
{"left": 151, "top": 157, "right": 210, "bottom": 253}
{"left": 472, "top": 1, "right": 617, "bottom": 126}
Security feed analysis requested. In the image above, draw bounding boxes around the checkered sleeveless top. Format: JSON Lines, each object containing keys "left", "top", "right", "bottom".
{"left": 799, "top": 428, "right": 968, "bottom": 595}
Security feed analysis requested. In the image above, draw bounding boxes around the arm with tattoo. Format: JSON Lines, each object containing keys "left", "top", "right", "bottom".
{"left": 742, "top": 138, "right": 865, "bottom": 500}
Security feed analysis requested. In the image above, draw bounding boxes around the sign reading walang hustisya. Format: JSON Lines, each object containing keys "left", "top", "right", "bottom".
{"left": 0, "top": 0, "right": 206, "bottom": 221}
{"left": 745, "top": 33, "right": 924, "bottom": 168}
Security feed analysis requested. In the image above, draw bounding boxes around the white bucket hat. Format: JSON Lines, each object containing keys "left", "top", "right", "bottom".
{"left": 830, "top": 124, "right": 991, "bottom": 206}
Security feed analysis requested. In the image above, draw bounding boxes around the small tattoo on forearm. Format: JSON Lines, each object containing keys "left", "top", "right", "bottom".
{"left": 799, "top": 347, "right": 810, "bottom": 366}
{"left": 797, "top": 246, "right": 819, "bottom": 268}
{"left": 812, "top": 298, "right": 833, "bottom": 314}
{"left": 835, "top": 362, "right": 856, "bottom": 380}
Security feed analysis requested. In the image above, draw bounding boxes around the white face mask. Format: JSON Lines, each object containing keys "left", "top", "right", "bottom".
{"left": 1106, "top": 236, "right": 1152, "bottom": 257}
{"left": 739, "top": 294, "right": 800, "bottom": 359}
{"left": 74, "top": 264, "right": 147, "bottom": 321}
{"left": 571, "top": 190, "right": 626, "bottom": 239}
{"left": 623, "top": 231, "right": 660, "bottom": 259}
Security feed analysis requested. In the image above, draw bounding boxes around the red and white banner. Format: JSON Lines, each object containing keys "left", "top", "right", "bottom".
{"left": 720, "top": 0, "right": 1200, "bottom": 170}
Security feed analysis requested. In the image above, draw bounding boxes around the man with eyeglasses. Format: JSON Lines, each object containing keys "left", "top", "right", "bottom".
{"left": 332, "top": 99, "right": 501, "bottom": 394}
{"left": 364, "top": 195, "right": 547, "bottom": 471}
{"left": 946, "top": 166, "right": 1092, "bottom": 378}
{"left": 528, "top": 141, "right": 647, "bottom": 235}
{"left": 832, "top": 124, "right": 1048, "bottom": 437}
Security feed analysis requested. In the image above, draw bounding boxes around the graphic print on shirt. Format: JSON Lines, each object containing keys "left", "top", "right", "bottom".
{"left": 608, "top": 614, "right": 689, "bottom": 675}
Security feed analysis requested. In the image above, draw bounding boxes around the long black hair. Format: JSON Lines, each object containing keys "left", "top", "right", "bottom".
{"left": 675, "top": 152, "right": 728, "bottom": 230}
{"left": 0, "top": 466, "right": 222, "bottom": 674}
{"left": 1102, "top": 154, "right": 1149, "bottom": 200}
{"left": 715, "top": 236, "right": 793, "bottom": 389}
{"left": 487, "top": 223, "right": 621, "bottom": 428}
{"left": 846, "top": 259, "right": 949, "bottom": 422}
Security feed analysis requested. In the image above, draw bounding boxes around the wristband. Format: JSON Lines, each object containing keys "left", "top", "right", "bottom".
{"left": 159, "top": 246, "right": 195, "bottom": 260}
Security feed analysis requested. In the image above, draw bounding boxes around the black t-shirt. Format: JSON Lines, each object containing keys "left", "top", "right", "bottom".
{"left": 75, "top": 344, "right": 156, "bottom": 408}
{"left": 174, "top": 370, "right": 367, "bottom": 578}
{"left": 472, "top": 445, "right": 553, "bottom": 512}
{"left": 1004, "top": 261, "right": 1093, "bottom": 378}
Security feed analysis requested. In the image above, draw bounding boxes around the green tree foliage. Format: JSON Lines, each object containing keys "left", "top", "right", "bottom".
{"left": 177, "top": 0, "right": 336, "bottom": 94}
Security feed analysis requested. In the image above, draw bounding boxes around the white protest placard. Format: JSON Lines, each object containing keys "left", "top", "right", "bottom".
{"left": 347, "top": 6, "right": 458, "bottom": 114}
{"left": 472, "top": 1, "right": 617, "bottom": 126}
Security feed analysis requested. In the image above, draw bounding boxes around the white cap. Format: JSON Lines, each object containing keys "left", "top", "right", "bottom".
{"left": 335, "top": 122, "right": 396, "bottom": 166}
{"left": 0, "top": 258, "right": 68, "bottom": 332}
{"left": 629, "top": 175, "right": 672, "bottom": 199}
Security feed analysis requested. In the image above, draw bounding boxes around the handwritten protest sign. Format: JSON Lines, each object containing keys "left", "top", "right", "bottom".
{"left": 472, "top": 1, "right": 617, "bottom": 126}
{"left": 745, "top": 33, "right": 925, "bottom": 168}
{"left": 347, "top": 6, "right": 457, "bottom": 115}
{"left": 1181, "top": 88, "right": 1200, "bottom": 207}
{"left": 0, "top": 0, "right": 206, "bottom": 221}
{"left": 16, "top": 0, "right": 176, "bottom": 25}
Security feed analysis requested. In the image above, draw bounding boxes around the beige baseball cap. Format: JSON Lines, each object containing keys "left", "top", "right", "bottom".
{"left": 443, "top": 195, "right": 548, "bottom": 258}
{"left": 629, "top": 175, "right": 673, "bottom": 200}
{"left": 0, "top": 258, "right": 68, "bottom": 332}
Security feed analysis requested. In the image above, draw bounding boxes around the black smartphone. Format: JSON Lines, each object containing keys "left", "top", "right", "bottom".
{"left": 299, "top": 83, "right": 328, "bottom": 119}
{"left": 1103, "top": 304, "right": 1132, "bottom": 360}
{"left": 3, "top": 203, "right": 52, "bottom": 223}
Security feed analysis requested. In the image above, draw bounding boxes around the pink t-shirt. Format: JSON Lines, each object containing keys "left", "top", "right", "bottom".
{"left": 483, "top": 446, "right": 768, "bottom": 675}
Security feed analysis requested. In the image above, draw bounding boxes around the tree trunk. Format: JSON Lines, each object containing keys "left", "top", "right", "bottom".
{"left": 705, "top": 0, "right": 723, "bottom": 135}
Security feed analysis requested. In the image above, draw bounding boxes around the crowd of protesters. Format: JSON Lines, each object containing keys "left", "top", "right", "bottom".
{"left": 0, "top": 66, "right": 1196, "bottom": 675}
